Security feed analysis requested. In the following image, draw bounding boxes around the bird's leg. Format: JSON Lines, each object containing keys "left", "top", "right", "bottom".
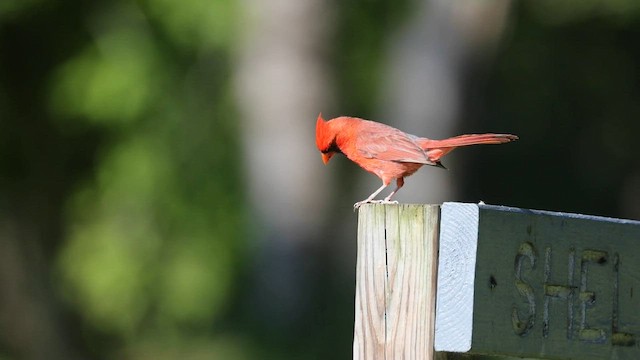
{"left": 353, "top": 181, "right": 389, "bottom": 210}
{"left": 383, "top": 177, "right": 404, "bottom": 202}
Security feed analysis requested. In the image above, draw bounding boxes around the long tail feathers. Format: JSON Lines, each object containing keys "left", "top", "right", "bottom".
{"left": 418, "top": 133, "right": 518, "bottom": 162}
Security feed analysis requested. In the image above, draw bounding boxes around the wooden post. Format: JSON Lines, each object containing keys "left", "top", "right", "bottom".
{"left": 354, "top": 202, "right": 640, "bottom": 359}
{"left": 353, "top": 204, "right": 440, "bottom": 360}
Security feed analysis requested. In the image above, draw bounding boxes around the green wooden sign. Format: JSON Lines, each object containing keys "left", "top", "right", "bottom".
{"left": 435, "top": 202, "right": 640, "bottom": 359}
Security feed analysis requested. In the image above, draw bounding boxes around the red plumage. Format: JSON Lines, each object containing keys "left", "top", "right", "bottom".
{"left": 315, "top": 114, "right": 518, "bottom": 208}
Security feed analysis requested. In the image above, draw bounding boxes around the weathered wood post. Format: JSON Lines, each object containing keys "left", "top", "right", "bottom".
{"left": 353, "top": 204, "right": 440, "bottom": 360}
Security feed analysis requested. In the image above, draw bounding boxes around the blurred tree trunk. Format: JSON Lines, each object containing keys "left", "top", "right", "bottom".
{"left": 234, "top": 0, "right": 333, "bottom": 332}
{"left": 0, "top": 221, "right": 77, "bottom": 360}
{"left": 375, "top": 0, "right": 511, "bottom": 204}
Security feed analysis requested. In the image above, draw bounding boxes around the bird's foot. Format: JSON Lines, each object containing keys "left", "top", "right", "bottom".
{"left": 353, "top": 200, "right": 370, "bottom": 210}
{"left": 353, "top": 199, "right": 399, "bottom": 211}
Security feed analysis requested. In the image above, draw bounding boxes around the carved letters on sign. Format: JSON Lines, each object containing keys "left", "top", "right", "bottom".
{"left": 513, "top": 242, "right": 636, "bottom": 346}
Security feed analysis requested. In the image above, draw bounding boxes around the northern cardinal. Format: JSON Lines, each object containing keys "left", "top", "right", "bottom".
{"left": 315, "top": 114, "right": 518, "bottom": 209}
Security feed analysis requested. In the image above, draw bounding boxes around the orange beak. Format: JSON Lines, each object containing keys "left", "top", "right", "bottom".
{"left": 321, "top": 152, "right": 333, "bottom": 165}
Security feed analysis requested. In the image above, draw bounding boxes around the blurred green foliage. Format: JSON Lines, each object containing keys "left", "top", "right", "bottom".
{"left": 333, "top": 0, "right": 410, "bottom": 115}
{"left": 3, "top": 0, "right": 246, "bottom": 357}
{"left": 2, "top": 0, "right": 640, "bottom": 359}
{"left": 53, "top": 29, "right": 246, "bottom": 360}
{"left": 50, "top": 26, "right": 164, "bottom": 124}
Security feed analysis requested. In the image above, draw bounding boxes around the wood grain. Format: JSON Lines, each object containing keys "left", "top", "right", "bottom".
{"left": 435, "top": 203, "right": 479, "bottom": 352}
{"left": 354, "top": 204, "right": 440, "bottom": 360}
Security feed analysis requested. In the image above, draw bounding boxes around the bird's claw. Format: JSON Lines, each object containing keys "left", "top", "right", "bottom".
{"left": 353, "top": 201, "right": 369, "bottom": 211}
{"left": 353, "top": 199, "right": 399, "bottom": 211}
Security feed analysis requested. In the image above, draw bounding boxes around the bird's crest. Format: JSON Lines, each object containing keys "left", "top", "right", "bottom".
{"left": 315, "top": 113, "right": 332, "bottom": 152}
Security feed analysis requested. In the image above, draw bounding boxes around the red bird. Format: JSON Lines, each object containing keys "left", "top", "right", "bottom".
{"left": 315, "top": 114, "right": 518, "bottom": 209}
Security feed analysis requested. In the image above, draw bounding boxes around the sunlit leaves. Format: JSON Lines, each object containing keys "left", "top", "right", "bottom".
{"left": 58, "top": 107, "right": 243, "bottom": 338}
{"left": 50, "top": 25, "right": 165, "bottom": 125}
{"left": 58, "top": 137, "right": 168, "bottom": 335}
{"left": 158, "top": 238, "right": 233, "bottom": 325}
{"left": 50, "top": 2, "right": 244, "bottom": 336}
{"left": 58, "top": 216, "right": 159, "bottom": 336}
{"left": 142, "top": 0, "right": 237, "bottom": 49}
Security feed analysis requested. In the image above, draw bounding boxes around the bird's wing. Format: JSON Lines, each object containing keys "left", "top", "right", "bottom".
{"left": 355, "top": 124, "right": 436, "bottom": 165}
